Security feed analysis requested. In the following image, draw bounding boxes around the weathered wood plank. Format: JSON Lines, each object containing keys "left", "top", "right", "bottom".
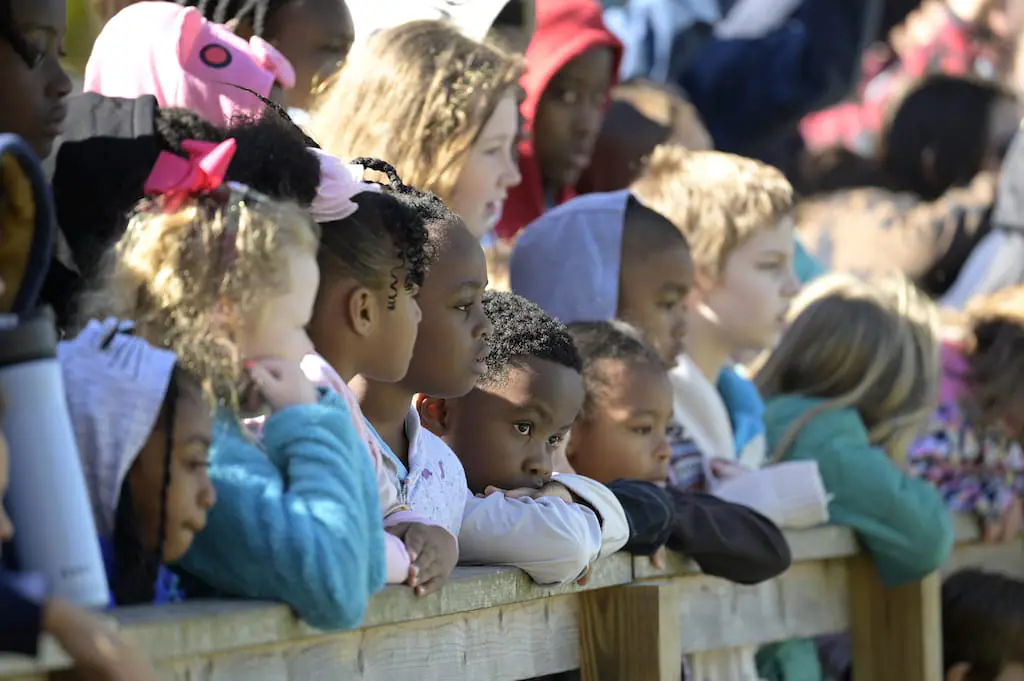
{"left": 159, "top": 596, "right": 580, "bottom": 681}
{"left": 848, "top": 556, "right": 942, "bottom": 681}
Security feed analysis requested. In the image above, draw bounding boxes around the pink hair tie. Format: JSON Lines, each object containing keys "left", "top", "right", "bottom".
{"left": 310, "top": 149, "right": 381, "bottom": 222}
{"left": 248, "top": 36, "right": 296, "bottom": 90}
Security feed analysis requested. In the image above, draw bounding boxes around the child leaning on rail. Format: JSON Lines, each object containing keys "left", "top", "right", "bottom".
{"left": 77, "top": 139, "right": 386, "bottom": 631}
{"left": 752, "top": 272, "right": 955, "bottom": 681}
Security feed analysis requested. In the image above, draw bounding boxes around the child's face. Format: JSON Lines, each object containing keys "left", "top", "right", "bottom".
{"left": 263, "top": 0, "right": 355, "bottom": 110}
{"left": 694, "top": 217, "right": 801, "bottom": 354}
{"left": 428, "top": 357, "right": 585, "bottom": 494}
{"left": 241, "top": 249, "right": 318, "bottom": 365}
{"left": 450, "top": 92, "right": 523, "bottom": 239}
{"left": 128, "top": 377, "right": 216, "bottom": 563}
{"left": 0, "top": 0, "right": 73, "bottom": 158}
{"left": 533, "top": 46, "right": 614, "bottom": 192}
{"left": 618, "top": 234, "right": 694, "bottom": 365}
{"left": 0, "top": 425, "right": 13, "bottom": 542}
{"left": 401, "top": 224, "right": 493, "bottom": 398}
{"left": 568, "top": 359, "right": 673, "bottom": 484}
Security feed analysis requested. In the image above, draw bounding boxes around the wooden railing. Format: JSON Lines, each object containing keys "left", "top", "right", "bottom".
{"left": 2, "top": 515, "right": 1021, "bottom": 681}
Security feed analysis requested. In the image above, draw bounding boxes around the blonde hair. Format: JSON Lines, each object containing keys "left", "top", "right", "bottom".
{"left": 956, "top": 286, "right": 1024, "bottom": 429}
{"left": 311, "top": 20, "right": 524, "bottom": 203}
{"left": 630, "top": 145, "right": 794, "bottom": 276}
{"left": 78, "top": 190, "right": 320, "bottom": 406}
{"left": 753, "top": 272, "right": 940, "bottom": 463}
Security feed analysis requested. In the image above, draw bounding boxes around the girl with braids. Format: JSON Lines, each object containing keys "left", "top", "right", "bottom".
{"left": 0, "top": 0, "right": 73, "bottom": 158}
{"left": 58, "top": 321, "right": 216, "bottom": 607}
{"left": 176, "top": 0, "right": 354, "bottom": 110}
{"left": 312, "top": 20, "right": 523, "bottom": 240}
{"left": 80, "top": 139, "right": 387, "bottom": 630}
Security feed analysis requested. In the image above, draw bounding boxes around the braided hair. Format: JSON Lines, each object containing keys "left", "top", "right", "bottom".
{"left": 317, "top": 157, "right": 439, "bottom": 308}
{"left": 177, "top": 0, "right": 293, "bottom": 37}
{"left": 111, "top": 367, "right": 179, "bottom": 606}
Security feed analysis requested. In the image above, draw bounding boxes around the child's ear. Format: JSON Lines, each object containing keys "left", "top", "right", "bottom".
{"left": 416, "top": 394, "right": 450, "bottom": 436}
{"left": 945, "top": 663, "right": 970, "bottom": 681}
{"left": 347, "top": 286, "right": 378, "bottom": 338}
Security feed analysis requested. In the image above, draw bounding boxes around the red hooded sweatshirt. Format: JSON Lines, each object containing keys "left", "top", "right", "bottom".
{"left": 495, "top": 0, "right": 622, "bottom": 241}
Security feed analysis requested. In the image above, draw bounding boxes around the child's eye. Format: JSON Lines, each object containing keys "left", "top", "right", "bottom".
{"left": 454, "top": 300, "right": 473, "bottom": 313}
{"left": 513, "top": 422, "right": 533, "bottom": 437}
{"left": 632, "top": 425, "right": 653, "bottom": 436}
{"left": 188, "top": 460, "right": 210, "bottom": 472}
{"left": 547, "top": 433, "right": 565, "bottom": 447}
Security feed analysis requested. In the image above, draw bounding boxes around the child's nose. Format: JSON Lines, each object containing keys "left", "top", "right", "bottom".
{"left": 201, "top": 478, "right": 218, "bottom": 510}
{"left": 524, "top": 453, "right": 553, "bottom": 481}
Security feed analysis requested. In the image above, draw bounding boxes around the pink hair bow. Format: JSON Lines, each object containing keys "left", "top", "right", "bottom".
{"left": 143, "top": 138, "right": 237, "bottom": 212}
{"left": 310, "top": 148, "right": 381, "bottom": 223}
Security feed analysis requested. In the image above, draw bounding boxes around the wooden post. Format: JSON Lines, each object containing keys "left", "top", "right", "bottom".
{"left": 849, "top": 554, "right": 943, "bottom": 681}
{"left": 578, "top": 582, "right": 683, "bottom": 681}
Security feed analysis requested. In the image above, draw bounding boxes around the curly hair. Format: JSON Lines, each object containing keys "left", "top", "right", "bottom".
{"left": 567, "top": 320, "right": 666, "bottom": 416}
{"left": 480, "top": 290, "right": 582, "bottom": 386}
{"left": 311, "top": 20, "right": 523, "bottom": 204}
{"left": 78, "top": 186, "right": 320, "bottom": 408}
{"left": 317, "top": 158, "right": 437, "bottom": 308}
{"left": 224, "top": 110, "right": 321, "bottom": 207}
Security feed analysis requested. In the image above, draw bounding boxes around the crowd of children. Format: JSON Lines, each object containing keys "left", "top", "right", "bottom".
{"left": 3, "top": 0, "right": 1024, "bottom": 679}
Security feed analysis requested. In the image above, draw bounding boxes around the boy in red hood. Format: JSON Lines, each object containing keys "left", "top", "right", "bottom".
{"left": 494, "top": 0, "right": 622, "bottom": 241}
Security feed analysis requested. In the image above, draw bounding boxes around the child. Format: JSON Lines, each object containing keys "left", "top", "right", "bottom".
{"left": 419, "top": 290, "right": 629, "bottom": 584}
{"left": 753, "top": 273, "right": 955, "bottom": 681}
{"left": 565, "top": 320, "right": 791, "bottom": 586}
{"left": 59, "top": 319, "right": 216, "bottom": 606}
{"left": 630, "top": 144, "right": 801, "bottom": 475}
{"left": 175, "top": 0, "right": 355, "bottom": 110}
{"left": 495, "top": 0, "right": 623, "bottom": 240}
{"left": 0, "top": 397, "right": 160, "bottom": 681}
{"left": 0, "top": 0, "right": 74, "bottom": 159}
{"left": 909, "top": 286, "right": 1024, "bottom": 543}
{"left": 84, "top": 2, "right": 295, "bottom": 127}
{"left": 300, "top": 154, "right": 459, "bottom": 593}
{"left": 312, "top": 20, "right": 524, "bottom": 240}
{"left": 79, "top": 139, "right": 385, "bottom": 631}
{"left": 941, "top": 569, "right": 1024, "bottom": 681}
{"left": 509, "top": 189, "right": 828, "bottom": 525}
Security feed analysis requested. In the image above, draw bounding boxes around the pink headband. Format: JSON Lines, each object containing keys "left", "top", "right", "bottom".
{"left": 310, "top": 149, "right": 382, "bottom": 223}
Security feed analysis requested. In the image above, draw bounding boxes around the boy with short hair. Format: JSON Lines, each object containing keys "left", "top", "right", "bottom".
{"left": 630, "top": 144, "right": 801, "bottom": 477}
{"left": 419, "top": 290, "right": 629, "bottom": 585}
{"left": 565, "top": 320, "right": 791, "bottom": 587}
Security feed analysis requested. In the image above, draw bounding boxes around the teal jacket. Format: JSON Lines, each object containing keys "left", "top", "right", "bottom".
{"left": 177, "top": 390, "right": 387, "bottom": 630}
{"left": 756, "top": 395, "right": 954, "bottom": 681}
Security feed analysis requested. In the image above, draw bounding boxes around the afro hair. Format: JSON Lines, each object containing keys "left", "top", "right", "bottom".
{"left": 481, "top": 290, "right": 582, "bottom": 385}
{"left": 567, "top": 320, "right": 667, "bottom": 413}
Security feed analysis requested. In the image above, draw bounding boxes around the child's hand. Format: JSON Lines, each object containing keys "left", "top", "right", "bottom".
{"left": 44, "top": 598, "right": 160, "bottom": 681}
{"left": 650, "top": 546, "right": 667, "bottom": 570}
{"left": 709, "top": 459, "right": 752, "bottom": 481}
{"left": 486, "top": 482, "right": 576, "bottom": 505}
{"left": 246, "top": 358, "right": 317, "bottom": 410}
{"left": 390, "top": 522, "right": 458, "bottom": 596}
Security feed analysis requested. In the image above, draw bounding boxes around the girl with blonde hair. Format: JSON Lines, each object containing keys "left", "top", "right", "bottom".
{"left": 311, "top": 19, "right": 523, "bottom": 240}
{"left": 81, "top": 139, "right": 388, "bottom": 632}
{"left": 909, "top": 285, "right": 1024, "bottom": 545}
{"left": 753, "top": 272, "right": 954, "bottom": 681}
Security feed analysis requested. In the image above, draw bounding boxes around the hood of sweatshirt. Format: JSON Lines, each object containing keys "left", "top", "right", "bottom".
{"left": 495, "top": 0, "right": 622, "bottom": 240}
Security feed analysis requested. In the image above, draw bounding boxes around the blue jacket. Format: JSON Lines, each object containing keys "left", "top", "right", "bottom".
{"left": 604, "top": 0, "right": 882, "bottom": 152}
{"left": 178, "top": 391, "right": 386, "bottom": 630}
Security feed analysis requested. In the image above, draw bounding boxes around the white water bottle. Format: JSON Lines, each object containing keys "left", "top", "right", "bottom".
{"left": 0, "top": 308, "right": 110, "bottom": 607}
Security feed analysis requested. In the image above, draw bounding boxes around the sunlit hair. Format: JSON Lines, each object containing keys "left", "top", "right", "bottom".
{"left": 753, "top": 272, "right": 940, "bottom": 462}
{"left": 310, "top": 20, "right": 523, "bottom": 203}
{"left": 954, "top": 286, "right": 1024, "bottom": 430}
{"left": 78, "top": 187, "right": 320, "bottom": 407}
{"left": 630, "top": 145, "right": 793, "bottom": 276}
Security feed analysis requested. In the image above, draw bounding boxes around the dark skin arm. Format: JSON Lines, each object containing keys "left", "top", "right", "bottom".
{"left": 386, "top": 522, "right": 458, "bottom": 596}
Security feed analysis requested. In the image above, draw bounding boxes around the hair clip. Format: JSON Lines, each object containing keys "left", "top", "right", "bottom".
{"left": 143, "top": 138, "right": 238, "bottom": 213}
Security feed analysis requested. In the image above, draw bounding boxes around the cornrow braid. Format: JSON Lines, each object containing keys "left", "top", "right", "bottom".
{"left": 177, "top": 0, "right": 292, "bottom": 37}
